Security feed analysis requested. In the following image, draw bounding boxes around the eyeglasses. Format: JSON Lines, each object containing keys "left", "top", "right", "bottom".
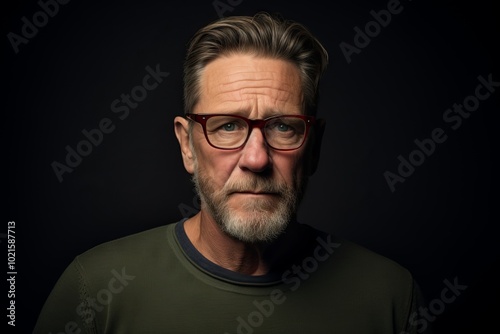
{"left": 186, "top": 113, "right": 315, "bottom": 151}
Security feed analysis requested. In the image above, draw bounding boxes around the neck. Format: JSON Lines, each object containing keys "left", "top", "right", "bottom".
{"left": 184, "top": 211, "right": 297, "bottom": 276}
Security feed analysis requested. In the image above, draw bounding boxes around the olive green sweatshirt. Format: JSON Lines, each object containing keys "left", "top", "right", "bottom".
{"left": 34, "top": 220, "right": 424, "bottom": 334}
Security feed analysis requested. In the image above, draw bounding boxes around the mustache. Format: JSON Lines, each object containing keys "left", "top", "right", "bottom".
{"left": 224, "top": 177, "right": 289, "bottom": 195}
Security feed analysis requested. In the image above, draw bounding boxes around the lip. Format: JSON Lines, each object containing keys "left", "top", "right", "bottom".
{"left": 231, "top": 191, "right": 278, "bottom": 196}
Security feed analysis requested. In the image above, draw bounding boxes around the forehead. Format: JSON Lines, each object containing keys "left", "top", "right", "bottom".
{"left": 196, "top": 53, "right": 304, "bottom": 116}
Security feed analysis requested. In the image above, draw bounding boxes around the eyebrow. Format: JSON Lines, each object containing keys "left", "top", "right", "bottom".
{"left": 212, "top": 109, "right": 301, "bottom": 119}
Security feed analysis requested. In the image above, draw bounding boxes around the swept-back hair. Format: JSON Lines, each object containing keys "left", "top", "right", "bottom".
{"left": 183, "top": 12, "right": 328, "bottom": 115}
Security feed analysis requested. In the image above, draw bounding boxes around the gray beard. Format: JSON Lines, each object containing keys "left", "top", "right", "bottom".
{"left": 191, "top": 169, "right": 306, "bottom": 243}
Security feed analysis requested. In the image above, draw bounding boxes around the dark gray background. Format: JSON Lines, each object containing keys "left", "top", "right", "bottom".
{"left": 3, "top": 0, "right": 499, "bottom": 333}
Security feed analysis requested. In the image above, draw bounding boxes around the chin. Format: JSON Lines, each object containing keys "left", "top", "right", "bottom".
{"left": 219, "top": 210, "right": 290, "bottom": 243}
{"left": 230, "top": 196, "right": 279, "bottom": 213}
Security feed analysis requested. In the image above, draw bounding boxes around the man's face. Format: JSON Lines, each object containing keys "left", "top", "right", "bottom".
{"left": 187, "top": 53, "right": 310, "bottom": 243}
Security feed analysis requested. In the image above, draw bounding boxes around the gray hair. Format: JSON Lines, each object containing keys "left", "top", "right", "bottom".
{"left": 183, "top": 12, "right": 328, "bottom": 116}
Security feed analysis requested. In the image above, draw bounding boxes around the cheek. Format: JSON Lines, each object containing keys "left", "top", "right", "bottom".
{"left": 195, "top": 147, "right": 238, "bottom": 186}
{"left": 273, "top": 152, "right": 305, "bottom": 182}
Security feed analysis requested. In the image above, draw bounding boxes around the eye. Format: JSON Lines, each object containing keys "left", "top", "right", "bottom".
{"left": 221, "top": 123, "right": 237, "bottom": 131}
{"left": 268, "top": 120, "right": 294, "bottom": 133}
{"left": 275, "top": 123, "right": 291, "bottom": 132}
{"left": 207, "top": 116, "right": 246, "bottom": 133}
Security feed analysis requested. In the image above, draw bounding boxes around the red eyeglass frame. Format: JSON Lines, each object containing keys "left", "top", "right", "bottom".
{"left": 185, "top": 113, "right": 316, "bottom": 151}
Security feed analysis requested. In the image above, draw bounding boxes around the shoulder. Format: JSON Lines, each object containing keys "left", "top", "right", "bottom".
{"left": 337, "top": 239, "right": 411, "bottom": 278}
{"left": 324, "top": 235, "right": 416, "bottom": 305}
{"left": 81, "top": 223, "right": 171, "bottom": 256}
{"left": 304, "top": 225, "right": 411, "bottom": 278}
{"left": 299, "top": 225, "right": 414, "bottom": 291}
{"left": 291, "top": 225, "right": 422, "bottom": 333}
{"left": 73, "top": 222, "right": 178, "bottom": 280}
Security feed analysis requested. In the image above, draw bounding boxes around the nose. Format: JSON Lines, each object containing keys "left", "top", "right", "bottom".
{"left": 238, "top": 128, "right": 271, "bottom": 173}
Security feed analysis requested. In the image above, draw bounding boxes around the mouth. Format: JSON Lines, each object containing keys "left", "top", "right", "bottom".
{"left": 230, "top": 191, "right": 279, "bottom": 196}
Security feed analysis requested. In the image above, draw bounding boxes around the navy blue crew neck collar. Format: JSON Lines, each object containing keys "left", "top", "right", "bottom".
{"left": 174, "top": 219, "right": 284, "bottom": 285}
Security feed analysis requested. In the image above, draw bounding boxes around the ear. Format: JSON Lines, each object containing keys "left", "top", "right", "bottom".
{"left": 174, "top": 116, "right": 195, "bottom": 174}
{"left": 305, "top": 118, "right": 325, "bottom": 176}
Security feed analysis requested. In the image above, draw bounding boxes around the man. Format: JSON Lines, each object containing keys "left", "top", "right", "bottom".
{"left": 34, "top": 12, "right": 426, "bottom": 333}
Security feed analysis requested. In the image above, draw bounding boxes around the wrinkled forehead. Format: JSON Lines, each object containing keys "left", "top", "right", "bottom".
{"left": 197, "top": 54, "right": 304, "bottom": 116}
